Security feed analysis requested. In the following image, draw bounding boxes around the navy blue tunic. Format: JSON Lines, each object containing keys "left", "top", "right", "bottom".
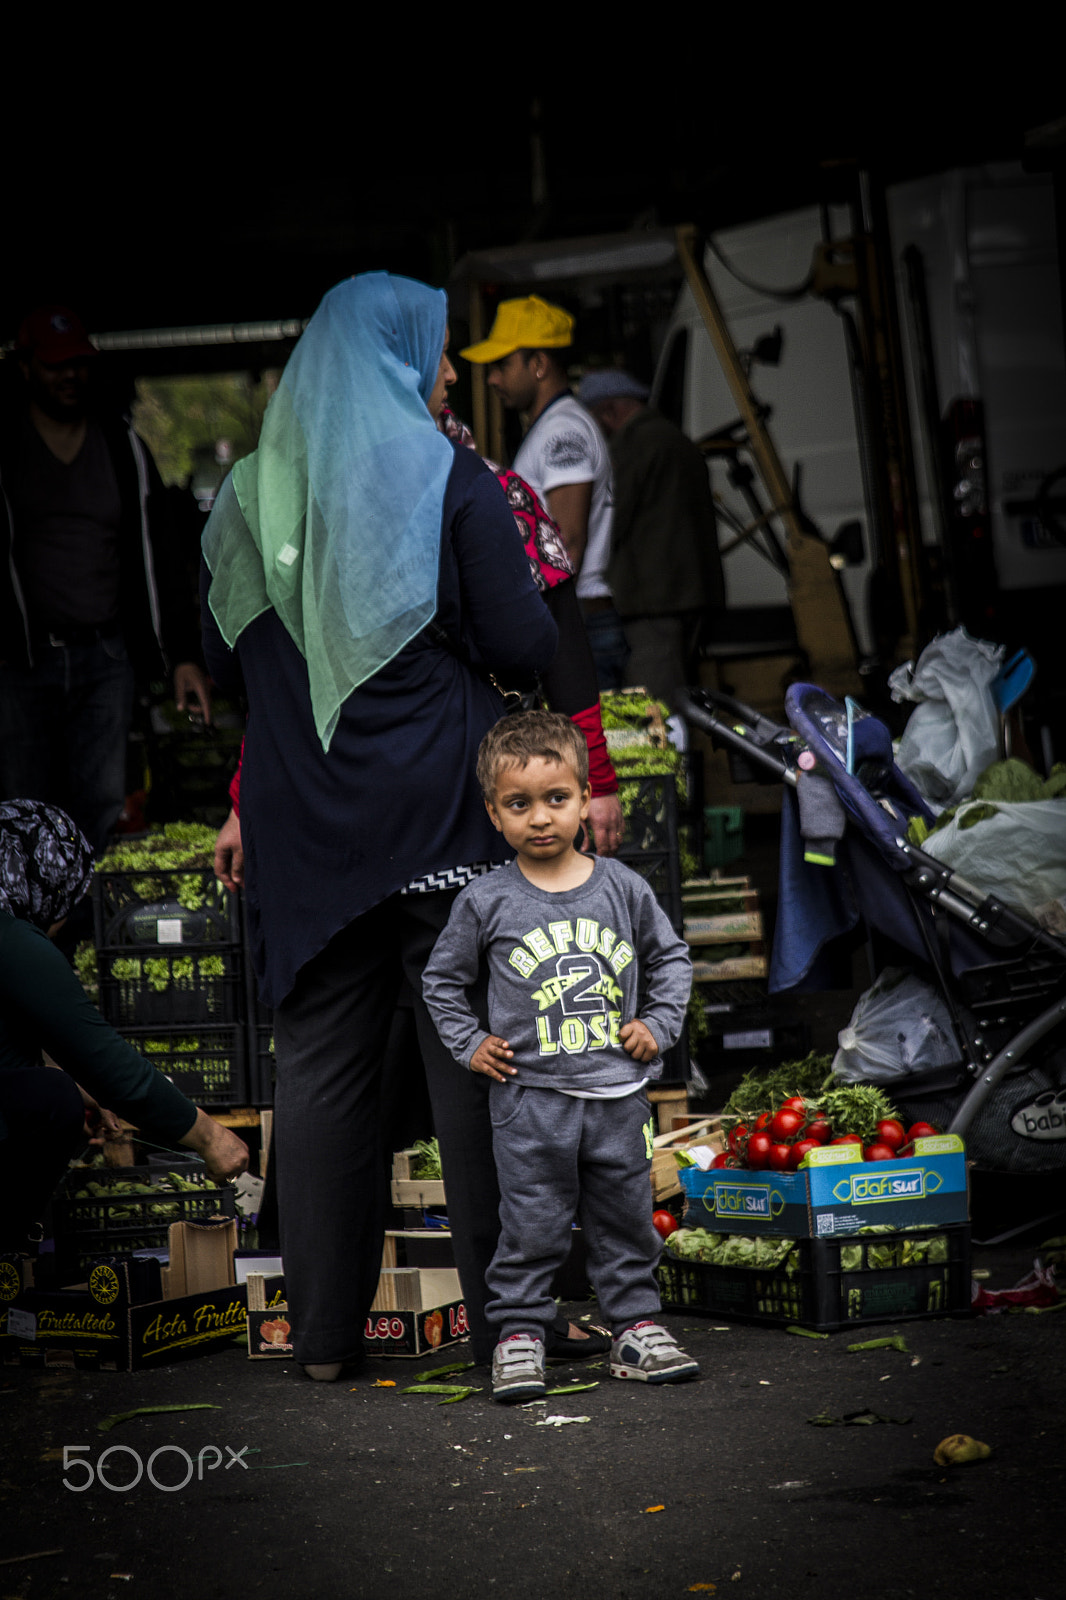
{"left": 201, "top": 445, "right": 558, "bottom": 1008}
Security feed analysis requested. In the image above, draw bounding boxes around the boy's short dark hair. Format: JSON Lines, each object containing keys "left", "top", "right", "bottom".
{"left": 477, "top": 710, "right": 589, "bottom": 800}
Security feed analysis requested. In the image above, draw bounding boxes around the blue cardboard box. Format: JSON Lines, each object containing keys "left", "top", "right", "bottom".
{"left": 679, "top": 1137, "right": 969, "bottom": 1238}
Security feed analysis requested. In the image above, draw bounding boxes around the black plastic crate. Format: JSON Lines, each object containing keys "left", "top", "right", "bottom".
{"left": 146, "top": 728, "right": 242, "bottom": 828}
{"left": 53, "top": 1166, "right": 237, "bottom": 1280}
{"left": 694, "top": 1004, "right": 810, "bottom": 1073}
{"left": 93, "top": 866, "right": 241, "bottom": 950}
{"left": 122, "top": 1027, "right": 248, "bottom": 1106}
{"left": 96, "top": 948, "right": 244, "bottom": 1029}
{"left": 249, "top": 1023, "right": 276, "bottom": 1106}
{"left": 617, "top": 774, "right": 682, "bottom": 932}
{"left": 658, "top": 1224, "right": 972, "bottom": 1332}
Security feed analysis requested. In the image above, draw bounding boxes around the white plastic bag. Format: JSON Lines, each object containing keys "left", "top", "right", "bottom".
{"left": 889, "top": 628, "right": 1004, "bottom": 812}
{"left": 832, "top": 968, "right": 962, "bottom": 1083}
{"left": 919, "top": 799, "right": 1066, "bottom": 914}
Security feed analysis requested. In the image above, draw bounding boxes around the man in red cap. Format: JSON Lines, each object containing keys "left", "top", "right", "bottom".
{"left": 0, "top": 306, "right": 211, "bottom": 855}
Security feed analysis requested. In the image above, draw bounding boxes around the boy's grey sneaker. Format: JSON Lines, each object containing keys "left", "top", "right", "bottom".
{"left": 610, "top": 1322, "right": 699, "bottom": 1384}
{"left": 492, "top": 1334, "right": 546, "bottom": 1402}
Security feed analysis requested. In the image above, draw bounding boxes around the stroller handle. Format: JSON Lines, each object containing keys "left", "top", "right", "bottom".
{"left": 675, "top": 686, "right": 799, "bottom": 786}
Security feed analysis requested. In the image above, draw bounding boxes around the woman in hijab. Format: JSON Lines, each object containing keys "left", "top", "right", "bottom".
{"left": 200, "top": 273, "right": 559, "bottom": 1379}
{"left": 0, "top": 799, "right": 248, "bottom": 1252}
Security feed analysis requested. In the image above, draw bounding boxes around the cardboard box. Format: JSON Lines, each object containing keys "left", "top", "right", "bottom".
{"left": 363, "top": 1295, "right": 470, "bottom": 1358}
{"left": 239, "top": 1256, "right": 471, "bottom": 1363}
{"left": 679, "top": 1136, "right": 970, "bottom": 1238}
{"left": 1, "top": 1220, "right": 257, "bottom": 1371}
{"left": 246, "top": 1272, "right": 293, "bottom": 1358}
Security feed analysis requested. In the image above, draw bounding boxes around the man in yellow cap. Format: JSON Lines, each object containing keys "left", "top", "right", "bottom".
{"left": 461, "top": 296, "right": 627, "bottom": 690}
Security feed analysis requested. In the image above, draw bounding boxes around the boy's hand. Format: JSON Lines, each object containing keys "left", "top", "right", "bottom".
{"left": 620, "top": 1019, "right": 659, "bottom": 1064}
{"left": 470, "top": 1036, "right": 517, "bottom": 1083}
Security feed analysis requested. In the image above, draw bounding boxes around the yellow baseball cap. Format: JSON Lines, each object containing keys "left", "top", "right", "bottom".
{"left": 460, "top": 296, "right": 575, "bottom": 363}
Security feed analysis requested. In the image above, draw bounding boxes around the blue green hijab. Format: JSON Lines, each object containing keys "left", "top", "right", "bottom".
{"left": 202, "top": 272, "right": 453, "bottom": 750}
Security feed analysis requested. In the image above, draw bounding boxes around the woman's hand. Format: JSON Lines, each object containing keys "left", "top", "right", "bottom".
{"left": 214, "top": 808, "right": 244, "bottom": 892}
{"left": 177, "top": 1109, "right": 249, "bottom": 1182}
{"left": 173, "top": 662, "right": 213, "bottom": 726}
{"left": 75, "top": 1084, "right": 124, "bottom": 1146}
{"left": 584, "top": 793, "right": 625, "bottom": 856}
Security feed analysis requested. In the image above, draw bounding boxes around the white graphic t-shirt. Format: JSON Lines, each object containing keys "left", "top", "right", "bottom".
{"left": 513, "top": 395, "right": 613, "bottom": 600}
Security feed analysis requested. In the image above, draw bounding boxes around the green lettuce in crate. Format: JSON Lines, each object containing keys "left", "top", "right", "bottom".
{"left": 74, "top": 941, "right": 99, "bottom": 1003}
{"left": 408, "top": 1138, "right": 442, "bottom": 1180}
{"left": 108, "top": 954, "right": 227, "bottom": 992}
{"left": 142, "top": 1036, "right": 233, "bottom": 1092}
{"left": 98, "top": 823, "right": 221, "bottom": 908}
{"left": 667, "top": 1229, "right": 800, "bottom": 1273}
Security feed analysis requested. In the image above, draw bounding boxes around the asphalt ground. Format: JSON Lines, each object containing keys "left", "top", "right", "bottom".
{"left": 3, "top": 1234, "right": 1063, "bottom": 1600}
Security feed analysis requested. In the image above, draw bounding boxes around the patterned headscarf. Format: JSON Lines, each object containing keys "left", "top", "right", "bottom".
{"left": 0, "top": 800, "right": 95, "bottom": 931}
{"left": 438, "top": 409, "right": 574, "bottom": 592}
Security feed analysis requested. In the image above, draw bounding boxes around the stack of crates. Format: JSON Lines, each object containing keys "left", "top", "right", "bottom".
{"left": 243, "top": 922, "right": 276, "bottom": 1109}
{"left": 144, "top": 700, "right": 245, "bottom": 830}
{"left": 92, "top": 853, "right": 248, "bottom": 1107}
{"left": 617, "top": 772, "right": 689, "bottom": 1083}
{"left": 52, "top": 1164, "right": 237, "bottom": 1282}
{"left": 617, "top": 773, "right": 683, "bottom": 933}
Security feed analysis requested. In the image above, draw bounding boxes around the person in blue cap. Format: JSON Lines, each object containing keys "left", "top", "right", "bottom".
{"left": 578, "top": 368, "right": 725, "bottom": 710}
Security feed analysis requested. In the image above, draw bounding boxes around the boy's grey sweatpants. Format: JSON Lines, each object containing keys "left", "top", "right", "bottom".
{"left": 484, "top": 1082, "right": 663, "bottom": 1340}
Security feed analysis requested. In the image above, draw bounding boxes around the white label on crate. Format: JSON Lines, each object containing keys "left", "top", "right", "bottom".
{"left": 156, "top": 919, "right": 183, "bottom": 945}
{"left": 722, "top": 1029, "right": 773, "bottom": 1050}
{"left": 7, "top": 1307, "right": 37, "bottom": 1340}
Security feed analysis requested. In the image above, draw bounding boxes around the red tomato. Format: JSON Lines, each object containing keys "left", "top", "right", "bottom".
{"left": 779, "top": 1097, "right": 807, "bottom": 1115}
{"left": 874, "top": 1118, "right": 906, "bottom": 1150}
{"left": 804, "top": 1119, "right": 833, "bottom": 1144}
{"left": 864, "top": 1142, "right": 898, "bottom": 1162}
{"left": 770, "top": 1107, "right": 805, "bottom": 1141}
{"left": 728, "top": 1122, "right": 750, "bottom": 1156}
{"left": 906, "top": 1122, "right": 940, "bottom": 1141}
{"left": 769, "top": 1143, "right": 794, "bottom": 1171}
{"left": 788, "top": 1138, "right": 820, "bottom": 1169}
{"left": 745, "top": 1131, "right": 774, "bottom": 1169}
{"left": 652, "top": 1210, "right": 680, "bottom": 1238}
{"left": 831, "top": 1134, "right": 863, "bottom": 1146}
{"left": 753, "top": 1112, "right": 774, "bottom": 1133}
{"left": 710, "top": 1152, "right": 734, "bottom": 1169}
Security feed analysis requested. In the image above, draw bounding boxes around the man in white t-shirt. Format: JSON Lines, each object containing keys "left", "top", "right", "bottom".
{"left": 460, "top": 296, "right": 628, "bottom": 690}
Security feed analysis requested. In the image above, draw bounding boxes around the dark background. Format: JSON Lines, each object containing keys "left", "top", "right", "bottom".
{"left": 5, "top": 83, "right": 1064, "bottom": 347}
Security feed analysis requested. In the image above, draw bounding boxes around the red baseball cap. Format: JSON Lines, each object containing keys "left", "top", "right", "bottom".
{"left": 16, "top": 305, "right": 97, "bottom": 364}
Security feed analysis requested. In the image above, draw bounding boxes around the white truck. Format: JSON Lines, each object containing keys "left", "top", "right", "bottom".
{"left": 653, "top": 162, "right": 1066, "bottom": 666}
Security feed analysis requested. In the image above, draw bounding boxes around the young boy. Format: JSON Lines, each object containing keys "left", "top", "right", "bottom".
{"left": 422, "top": 709, "right": 698, "bottom": 1403}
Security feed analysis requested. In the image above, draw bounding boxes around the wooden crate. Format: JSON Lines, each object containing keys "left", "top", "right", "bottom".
{"left": 390, "top": 1149, "right": 446, "bottom": 1209}
{"left": 650, "top": 1115, "right": 724, "bottom": 1204}
{"left": 683, "top": 877, "right": 768, "bottom": 983}
{"left": 648, "top": 1086, "right": 689, "bottom": 1137}
{"left": 371, "top": 1266, "right": 462, "bottom": 1314}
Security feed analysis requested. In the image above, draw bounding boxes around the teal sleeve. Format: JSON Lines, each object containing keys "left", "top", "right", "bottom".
{"left": 0, "top": 917, "right": 199, "bottom": 1143}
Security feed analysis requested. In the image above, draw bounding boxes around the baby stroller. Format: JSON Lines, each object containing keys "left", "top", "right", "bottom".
{"left": 677, "top": 682, "right": 1066, "bottom": 1240}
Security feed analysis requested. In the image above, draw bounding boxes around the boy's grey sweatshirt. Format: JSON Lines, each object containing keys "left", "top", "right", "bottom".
{"left": 422, "top": 855, "right": 692, "bottom": 1087}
